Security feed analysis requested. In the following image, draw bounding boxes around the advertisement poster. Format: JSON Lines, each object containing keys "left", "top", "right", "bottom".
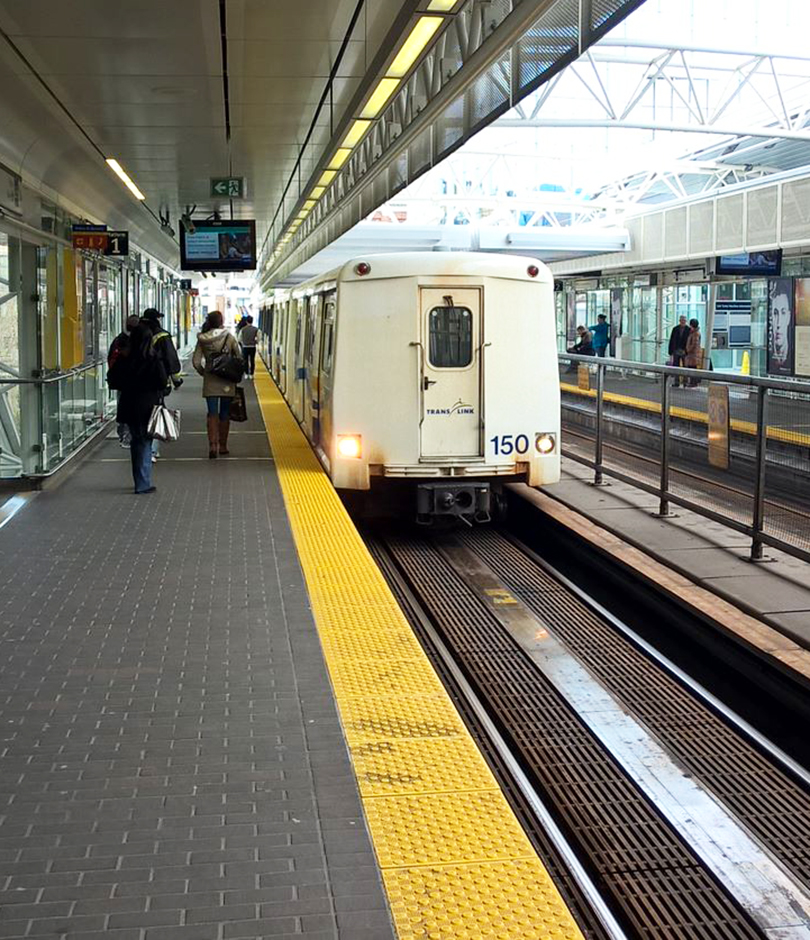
{"left": 794, "top": 278, "right": 810, "bottom": 377}
{"left": 610, "top": 289, "right": 623, "bottom": 357}
{"left": 707, "top": 384, "right": 730, "bottom": 471}
{"left": 767, "top": 277, "right": 795, "bottom": 377}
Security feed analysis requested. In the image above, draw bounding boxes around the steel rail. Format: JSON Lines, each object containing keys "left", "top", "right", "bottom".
{"left": 501, "top": 522, "right": 810, "bottom": 794}
{"left": 562, "top": 423, "right": 810, "bottom": 520}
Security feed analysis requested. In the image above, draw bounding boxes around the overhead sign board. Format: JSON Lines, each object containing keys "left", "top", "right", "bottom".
{"left": 71, "top": 225, "right": 129, "bottom": 255}
{"left": 72, "top": 224, "right": 107, "bottom": 251}
{"left": 210, "top": 177, "right": 245, "bottom": 198}
{"left": 104, "top": 231, "right": 129, "bottom": 256}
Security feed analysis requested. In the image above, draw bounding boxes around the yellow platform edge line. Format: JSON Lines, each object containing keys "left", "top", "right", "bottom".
{"left": 560, "top": 381, "right": 810, "bottom": 446}
{"left": 253, "top": 359, "right": 585, "bottom": 940}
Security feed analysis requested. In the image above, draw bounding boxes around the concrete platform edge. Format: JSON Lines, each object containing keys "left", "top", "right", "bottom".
{"left": 510, "top": 483, "right": 810, "bottom": 688}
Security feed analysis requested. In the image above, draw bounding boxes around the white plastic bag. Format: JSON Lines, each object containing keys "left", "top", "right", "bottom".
{"left": 148, "top": 404, "right": 180, "bottom": 442}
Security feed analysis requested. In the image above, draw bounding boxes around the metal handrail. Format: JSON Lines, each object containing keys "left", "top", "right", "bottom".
{"left": 559, "top": 352, "right": 810, "bottom": 395}
{"left": 558, "top": 355, "right": 810, "bottom": 564}
{"left": 0, "top": 361, "right": 103, "bottom": 386}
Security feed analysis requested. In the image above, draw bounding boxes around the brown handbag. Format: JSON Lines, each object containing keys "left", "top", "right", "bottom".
{"left": 229, "top": 386, "right": 248, "bottom": 422}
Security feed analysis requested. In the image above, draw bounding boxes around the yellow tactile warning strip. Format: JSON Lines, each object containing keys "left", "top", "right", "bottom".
{"left": 560, "top": 381, "right": 810, "bottom": 447}
{"left": 254, "top": 360, "right": 585, "bottom": 940}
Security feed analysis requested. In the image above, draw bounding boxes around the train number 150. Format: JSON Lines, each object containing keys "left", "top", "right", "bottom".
{"left": 490, "top": 434, "right": 530, "bottom": 455}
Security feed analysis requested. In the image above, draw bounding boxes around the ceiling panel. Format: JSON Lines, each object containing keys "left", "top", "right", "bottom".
{"left": 0, "top": 0, "right": 415, "bottom": 270}
{"left": 0, "top": 0, "right": 216, "bottom": 39}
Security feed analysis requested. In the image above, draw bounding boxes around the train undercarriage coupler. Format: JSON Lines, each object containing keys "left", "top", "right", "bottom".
{"left": 416, "top": 482, "right": 491, "bottom": 525}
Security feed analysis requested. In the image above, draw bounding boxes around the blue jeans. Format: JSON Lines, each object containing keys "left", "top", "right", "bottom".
{"left": 128, "top": 425, "right": 154, "bottom": 492}
{"left": 206, "top": 396, "right": 232, "bottom": 419}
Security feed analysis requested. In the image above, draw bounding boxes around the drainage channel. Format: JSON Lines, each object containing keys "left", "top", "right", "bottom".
{"left": 368, "top": 526, "right": 810, "bottom": 939}
{"left": 460, "top": 524, "right": 810, "bottom": 893}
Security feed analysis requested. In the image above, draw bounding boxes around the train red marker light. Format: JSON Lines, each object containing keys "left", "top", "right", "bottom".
{"left": 355, "top": 262, "right": 371, "bottom": 276}
{"left": 527, "top": 264, "right": 539, "bottom": 278}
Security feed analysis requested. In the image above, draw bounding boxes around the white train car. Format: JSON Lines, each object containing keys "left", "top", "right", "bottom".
{"left": 267, "top": 252, "right": 560, "bottom": 522}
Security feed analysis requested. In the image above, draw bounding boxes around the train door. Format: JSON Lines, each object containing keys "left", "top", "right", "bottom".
{"left": 419, "top": 288, "right": 483, "bottom": 459}
{"left": 291, "top": 301, "right": 306, "bottom": 420}
{"left": 302, "top": 295, "right": 322, "bottom": 438}
{"left": 317, "top": 292, "right": 337, "bottom": 456}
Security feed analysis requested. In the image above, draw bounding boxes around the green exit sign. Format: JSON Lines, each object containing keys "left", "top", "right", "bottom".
{"left": 210, "top": 177, "right": 245, "bottom": 198}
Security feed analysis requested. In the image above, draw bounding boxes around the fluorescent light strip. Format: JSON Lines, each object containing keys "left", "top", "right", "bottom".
{"left": 309, "top": 186, "right": 325, "bottom": 199}
{"left": 326, "top": 149, "right": 352, "bottom": 170}
{"left": 317, "top": 171, "right": 337, "bottom": 187}
{"left": 360, "top": 77, "right": 400, "bottom": 119}
{"left": 106, "top": 158, "right": 145, "bottom": 200}
{"left": 341, "top": 119, "right": 372, "bottom": 149}
{"left": 427, "top": 0, "right": 458, "bottom": 9}
{"left": 387, "top": 16, "right": 442, "bottom": 78}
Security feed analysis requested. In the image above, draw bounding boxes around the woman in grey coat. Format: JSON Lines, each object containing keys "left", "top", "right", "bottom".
{"left": 192, "top": 311, "right": 242, "bottom": 458}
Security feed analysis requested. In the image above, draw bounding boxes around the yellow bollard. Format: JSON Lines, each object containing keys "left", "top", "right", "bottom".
{"left": 741, "top": 350, "right": 750, "bottom": 375}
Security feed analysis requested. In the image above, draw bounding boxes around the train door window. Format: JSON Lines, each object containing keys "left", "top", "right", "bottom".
{"left": 428, "top": 305, "right": 473, "bottom": 367}
{"left": 322, "top": 298, "right": 336, "bottom": 373}
{"left": 293, "top": 308, "right": 302, "bottom": 357}
{"left": 305, "top": 299, "right": 318, "bottom": 367}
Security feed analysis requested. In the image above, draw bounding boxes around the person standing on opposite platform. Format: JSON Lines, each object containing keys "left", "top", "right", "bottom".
{"left": 668, "top": 315, "right": 690, "bottom": 386}
{"left": 589, "top": 313, "right": 609, "bottom": 357}
{"left": 192, "top": 311, "right": 242, "bottom": 459}
{"left": 108, "top": 314, "right": 141, "bottom": 447}
{"left": 237, "top": 315, "right": 259, "bottom": 379}
{"left": 685, "top": 318, "right": 702, "bottom": 387}
{"left": 114, "top": 323, "right": 166, "bottom": 494}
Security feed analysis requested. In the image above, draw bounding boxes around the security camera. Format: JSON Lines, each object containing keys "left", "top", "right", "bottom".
{"left": 180, "top": 214, "right": 196, "bottom": 236}
{"left": 161, "top": 222, "right": 175, "bottom": 238}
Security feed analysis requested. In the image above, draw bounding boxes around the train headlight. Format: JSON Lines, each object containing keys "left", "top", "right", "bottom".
{"left": 337, "top": 434, "right": 362, "bottom": 458}
{"left": 535, "top": 433, "right": 556, "bottom": 454}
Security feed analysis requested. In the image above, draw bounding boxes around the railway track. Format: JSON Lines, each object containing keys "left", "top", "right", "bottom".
{"left": 561, "top": 422, "right": 810, "bottom": 548}
{"left": 364, "top": 518, "right": 810, "bottom": 940}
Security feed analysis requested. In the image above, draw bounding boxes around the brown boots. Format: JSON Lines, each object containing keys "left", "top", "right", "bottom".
{"left": 206, "top": 415, "right": 219, "bottom": 458}
{"left": 206, "top": 416, "right": 230, "bottom": 458}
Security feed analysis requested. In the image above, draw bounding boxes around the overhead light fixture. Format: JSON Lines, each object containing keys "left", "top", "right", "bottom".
{"left": 309, "top": 186, "right": 325, "bottom": 199}
{"left": 360, "top": 77, "right": 400, "bottom": 119}
{"left": 387, "top": 17, "right": 442, "bottom": 78}
{"left": 326, "top": 149, "right": 352, "bottom": 170}
{"left": 427, "top": 0, "right": 458, "bottom": 9}
{"left": 304, "top": 199, "right": 317, "bottom": 210}
{"left": 105, "top": 158, "right": 145, "bottom": 200}
{"left": 341, "top": 119, "right": 372, "bottom": 149}
{"left": 317, "top": 170, "right": 337, "bottom": 187}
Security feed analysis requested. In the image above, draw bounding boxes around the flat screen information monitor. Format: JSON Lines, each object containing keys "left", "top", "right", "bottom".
{"left": 180, "top": 220, "right": 257, "bottom": 272}
{"left": 715, "top": 250, "right": 782, "bottom": 277}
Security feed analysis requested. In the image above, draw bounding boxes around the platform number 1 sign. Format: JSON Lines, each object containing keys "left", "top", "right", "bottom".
{"left": 104, "top": 231, "right": 129, "bottom": 256}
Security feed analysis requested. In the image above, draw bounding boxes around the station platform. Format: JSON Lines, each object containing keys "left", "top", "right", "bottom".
{"left": 545, "top": 457, "right": 810, "bottom": 650}
{"left": 0, "top": 360, "right": 585, "bottom": 940}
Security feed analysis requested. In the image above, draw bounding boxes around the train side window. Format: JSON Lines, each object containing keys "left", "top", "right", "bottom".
{"left": 428, "top": 306, "right": 473, "bottom": 368}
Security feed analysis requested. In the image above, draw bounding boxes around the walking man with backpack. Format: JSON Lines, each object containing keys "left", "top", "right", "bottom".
{"left": 140, "top": 308, "right": 183, "bottom": 461}
{"left": 237, "top": 315, "right": 259, "bottom": 379}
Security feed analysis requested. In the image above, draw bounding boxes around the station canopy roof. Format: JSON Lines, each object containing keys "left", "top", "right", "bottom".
{"left": 355, "top": 0, "right": 810, "bottom": 248}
